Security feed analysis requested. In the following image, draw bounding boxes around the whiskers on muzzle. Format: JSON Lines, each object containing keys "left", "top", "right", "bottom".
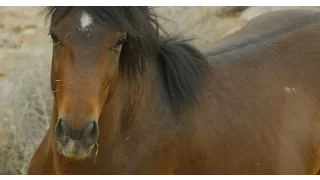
{"left": 57, "top": 139, "right": 99, "bottom": 162}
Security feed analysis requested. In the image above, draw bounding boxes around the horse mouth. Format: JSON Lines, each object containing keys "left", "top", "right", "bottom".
{"left": 57, "top": 140, "right": 96, "bottom": 160}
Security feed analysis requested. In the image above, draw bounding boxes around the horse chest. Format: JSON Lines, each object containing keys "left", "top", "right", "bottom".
{"left": 53, "top": 159, "right": 121, "bottom": 174}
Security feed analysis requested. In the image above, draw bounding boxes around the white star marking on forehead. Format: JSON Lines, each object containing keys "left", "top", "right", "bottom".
{"left": 80, "top": 11, "right": 93, "bottom": 29}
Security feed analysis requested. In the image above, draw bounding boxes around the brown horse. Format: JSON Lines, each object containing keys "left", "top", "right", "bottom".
{"left": 28, "top": 6, "right": 320, "bottom": 174}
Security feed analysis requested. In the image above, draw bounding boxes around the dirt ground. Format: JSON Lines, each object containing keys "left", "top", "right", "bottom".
{"left": 0, "top": 6, "right": 319, "bottom": 174}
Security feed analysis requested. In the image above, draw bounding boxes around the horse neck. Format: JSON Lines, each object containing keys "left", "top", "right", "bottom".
{"left": 98, "top": 60, "right": 173, "bottom": 143}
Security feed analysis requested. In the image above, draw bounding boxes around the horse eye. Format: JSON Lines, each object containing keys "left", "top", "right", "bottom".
{"left": 112, "top": 37, "right": 126, "bottom": 49}
{"left": 50, "top": 33, "right": 61, "bottom": 45}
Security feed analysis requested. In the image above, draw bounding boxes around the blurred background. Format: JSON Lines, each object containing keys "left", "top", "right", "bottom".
{"left": 0, "top": 6, "right": 319, "bottom": 174}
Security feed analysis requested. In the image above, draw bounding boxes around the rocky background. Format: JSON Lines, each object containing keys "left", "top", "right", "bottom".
{"left": 0, "top": 6, "right": 319, "bottom": 174}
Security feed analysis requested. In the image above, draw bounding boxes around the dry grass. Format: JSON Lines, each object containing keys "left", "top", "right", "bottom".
{"left": 0, "top": 6, "right": 53, "bottom": 174}
{"left": 0, "top": 54, "right": 52, "bottom": 174}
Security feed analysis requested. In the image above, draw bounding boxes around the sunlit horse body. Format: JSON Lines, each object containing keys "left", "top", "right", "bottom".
{"left": 28, "top": 7, "right": 320, "bottom": 174}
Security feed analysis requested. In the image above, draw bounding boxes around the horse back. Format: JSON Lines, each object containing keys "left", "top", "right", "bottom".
{"left": 201, "top": 9, "right": 320, "bottom": 56}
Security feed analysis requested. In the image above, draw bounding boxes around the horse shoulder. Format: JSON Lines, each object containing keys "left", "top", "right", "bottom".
{"left": 27, "top": 128, "right": 55, "bottom": 175}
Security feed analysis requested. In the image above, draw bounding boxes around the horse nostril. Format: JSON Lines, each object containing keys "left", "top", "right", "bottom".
{"left": 83, "top": 121, "right": 99, "bottom": 146}
{"left": 55, "top": 118, "right": 69, "bottom": 145}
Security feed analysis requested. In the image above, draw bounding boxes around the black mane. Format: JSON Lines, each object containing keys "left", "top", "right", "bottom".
{"left": 42, "top": 6, "right": 209, "bottom": 111}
